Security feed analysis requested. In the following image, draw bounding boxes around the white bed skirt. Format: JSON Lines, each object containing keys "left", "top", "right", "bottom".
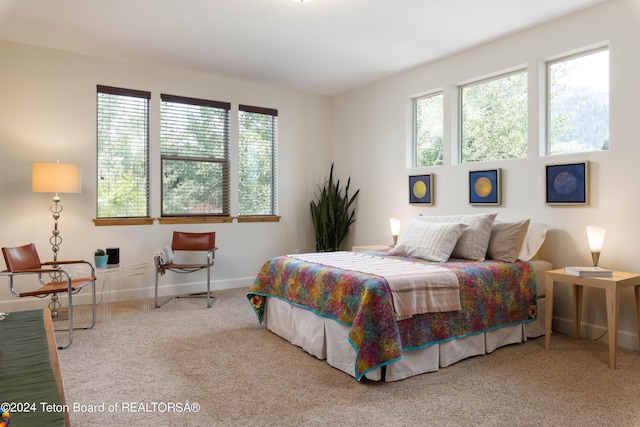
{"left": 264, "top": 296, "right": 546, "bottom": 382}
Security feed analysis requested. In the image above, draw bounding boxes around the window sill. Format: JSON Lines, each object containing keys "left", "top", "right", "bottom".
{"left": 237, "top": 215, "right": 281, "bottom": 223}
{"left": 158, "top": 216, "right": 233, "bottom": 224}
{"left": 92, "top": 216, "right": 277, "bottom": 225}
{"left": 93, "top": 218, "right": 155, "bottom": 226}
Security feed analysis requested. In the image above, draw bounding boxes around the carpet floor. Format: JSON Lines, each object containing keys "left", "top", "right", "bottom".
{"left": 57, "top": 287, "right": 640, "bottom": 426}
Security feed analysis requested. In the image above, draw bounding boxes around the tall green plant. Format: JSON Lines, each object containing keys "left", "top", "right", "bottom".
{"left": 310, "top": 163, "right": 360, "bottom": 252}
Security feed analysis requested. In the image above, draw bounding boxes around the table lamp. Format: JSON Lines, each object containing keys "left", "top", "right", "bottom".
{"left": 585, "top": 226, "right": 605, "bottom": 267}
{"left": 389, "top": 218, "right": 401, "bottom": 247}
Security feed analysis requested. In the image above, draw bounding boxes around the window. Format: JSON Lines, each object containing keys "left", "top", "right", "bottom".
{"left": 96, "top": 85, "right": 150, "bottom": 218}
{"left": 460, "top": 70, "right": 528, "bottom": 163}
{"left": 414, "top": 93, "right": 444, "bottom": 167}
{"left": 238, "top": 105, "right": 278, "bottom": 216}
{"left": 160, "top": 94, "right": 230, "bottom": 217}
{"left": 547, "top": 48, "right": 609, "bottom": 155}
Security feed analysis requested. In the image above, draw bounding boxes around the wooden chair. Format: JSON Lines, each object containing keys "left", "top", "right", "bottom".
{"left": 154, "top": 231, "right": 217, "bottom": 308}
{"left": 1, "top": 243, "right": 96, "bottom": 349}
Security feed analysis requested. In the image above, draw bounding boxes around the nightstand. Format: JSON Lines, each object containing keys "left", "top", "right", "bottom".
{"left": 544, "top": 268, "right": 640, "bottom": 369}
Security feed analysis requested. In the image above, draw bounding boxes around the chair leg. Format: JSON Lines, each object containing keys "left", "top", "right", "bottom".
{"left": 206, "top": 264, "right": 215, "bottom": 308}
{"left": 54, "top": 281, "right": 97, "bottom": 350}
{"left": 155, "top": 266, "right": 216, "bottom": 309}
{"left": 57, "top": 291, "right": 74, "bottom": 350}
{"left": 155, "top": 269, "right": 176, "bottom": 308}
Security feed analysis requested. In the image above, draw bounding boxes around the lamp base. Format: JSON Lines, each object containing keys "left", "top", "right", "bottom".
{"left": 591, "top": 251, "right": 600, "bottom": 267}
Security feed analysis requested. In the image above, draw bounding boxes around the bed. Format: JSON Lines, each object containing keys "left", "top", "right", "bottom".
{"left": 247, "top": 214, "right": 551, "bottom": 382}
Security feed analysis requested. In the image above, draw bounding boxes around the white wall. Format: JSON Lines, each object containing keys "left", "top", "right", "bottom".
{"left": 0, "top": 39, "right": 333, "bottom": 310}
{"left": 333, "top": 0, "right": 640, "bottom": 349}
{"left": 2, "top": 0, "right": 640, "bottom": 350}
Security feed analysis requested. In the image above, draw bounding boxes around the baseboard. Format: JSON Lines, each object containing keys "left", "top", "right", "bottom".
{"left": 553, "top": 315, "right": 639, "bottom": 351}
{"left": 0, "top": 277, "right": 254, "bottom": 312}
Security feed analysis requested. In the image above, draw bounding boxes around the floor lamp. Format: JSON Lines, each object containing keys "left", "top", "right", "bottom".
{"left": 32, "top": 161, "right": 82, "bottom": 316}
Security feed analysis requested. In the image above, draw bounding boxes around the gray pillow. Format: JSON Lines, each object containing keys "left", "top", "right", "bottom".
{"left": 486, "top": 219, "right": 530, "bottom": 262}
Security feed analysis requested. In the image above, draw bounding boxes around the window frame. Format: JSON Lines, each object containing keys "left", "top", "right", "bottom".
{"left": 459, "top": 68, "right": 528, "bottom": 164}
{"left": 159, "top": 93, "right": 231, "bottom": 219}
{"left": 413, "top": 91, "right": 444, "bottom": 168}
{"left": 95, "top": 85, "right": 152, "bottom": 225}
{"left": 545, "top": 46, "right": 609, "bottom": 156}
{"left": 237, "top": 104, "right": 279, "bottom": 219}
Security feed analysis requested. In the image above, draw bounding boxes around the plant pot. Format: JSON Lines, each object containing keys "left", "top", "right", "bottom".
{"left": 94, "top": 255, "right": 109, "bottom": 269}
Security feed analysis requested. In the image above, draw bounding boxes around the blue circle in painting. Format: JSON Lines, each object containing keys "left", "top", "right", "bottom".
{"left": 553, "top": 171, "right": 578, "bottom": 195}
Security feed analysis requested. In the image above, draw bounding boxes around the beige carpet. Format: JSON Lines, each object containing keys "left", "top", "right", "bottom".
{"left": 57, "top": 288, "right": 640, "bottom": 426}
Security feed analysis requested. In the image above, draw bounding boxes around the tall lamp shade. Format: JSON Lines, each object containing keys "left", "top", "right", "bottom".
{"left": 586, "top": 226, "right": 605, "bottom": 266}
{"left": 389, "top": 218, "right": 401, "bottom": 246}
{"left": 32, "top": 162, "right": 82, "bottom": 194}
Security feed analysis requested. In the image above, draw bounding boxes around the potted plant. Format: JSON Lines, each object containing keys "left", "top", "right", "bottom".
{"left": 94, "top": 248, "right": 109, "bottom": 269}
{"left": 310, "top": 163, "right": 360, "bottom": 252}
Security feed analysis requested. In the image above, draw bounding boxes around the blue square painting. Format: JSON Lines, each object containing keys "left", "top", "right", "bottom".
{"left": 409, "top": 174, "right": 433, "bottom": 205}
{"left": 469, "top": 169, "right": 501, "bottom": 205}
{"left": 545, "top": 162, "right": 588, "bottom": 204}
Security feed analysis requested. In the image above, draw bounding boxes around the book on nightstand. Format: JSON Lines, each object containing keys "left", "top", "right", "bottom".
{"left": 564, "top": 266, "right": 613, "bottom": 277}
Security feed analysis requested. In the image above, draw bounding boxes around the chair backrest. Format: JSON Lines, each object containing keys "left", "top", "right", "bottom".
{"left": 2, "top": 243, "right": 42, "bottom": 272}
{"left": 171, "top": 232, "right": 215, "bottom": 252}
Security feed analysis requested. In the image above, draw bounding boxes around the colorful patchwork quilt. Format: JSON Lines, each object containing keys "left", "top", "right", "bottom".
{"left": 247, "top": 252, "right": 537, "bottom": 380}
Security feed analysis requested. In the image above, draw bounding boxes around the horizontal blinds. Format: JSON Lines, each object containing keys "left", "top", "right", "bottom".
{"left": 96, "top": 86, "right": 150, "bottom": 218}
{"left": 238, "top": 105, "right": 278, "bottom": 216}
{"left": 160, "top": 94, "right": 230, "bottom": 216}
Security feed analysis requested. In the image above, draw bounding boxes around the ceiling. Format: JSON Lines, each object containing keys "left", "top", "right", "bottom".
{"left": 0, "top": 0, "right": 606, "bottom": 96}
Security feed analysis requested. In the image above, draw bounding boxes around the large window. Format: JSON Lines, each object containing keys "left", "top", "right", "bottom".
{"left": 96, "top": 85, "right": 150, "bottom": 218}
{"left": 414, "top": 93, "right": 444, "bottom": 167}
{"left": 547, "top": 48, "right": 609, "bottom": 155}
{"left": 238, "top": 105, "right": 278, "bottom": 216}
{"left": 160, "top": 94, "right": 230, "bottom": 217}
{"left": 460, "top": 70, "right": 528, "bottom": 163}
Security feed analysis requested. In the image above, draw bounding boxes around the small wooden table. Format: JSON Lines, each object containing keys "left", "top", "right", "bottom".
{"left": 544, "top": 268, "right": 640, "bottom": 369}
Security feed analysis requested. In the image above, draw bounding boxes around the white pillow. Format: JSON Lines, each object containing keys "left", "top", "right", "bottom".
{"left": 389, "top": 220, "right": 468, "bottom": 262}
{"left": 486, "top": 219, "right": 530, "bottom": 262}
{"left": 518, "top": 222, "right": 548, "bottom": 261}
{"left": 416, "top": 212, "right": 497, "bottom": 261}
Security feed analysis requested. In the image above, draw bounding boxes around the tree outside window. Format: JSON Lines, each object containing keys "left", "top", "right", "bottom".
{"left": 460, "top": 71, "right": 528, "bottom": 163}
{"left": 238, "top": 105, "right": 278, "bottom": 217}
{"left": 548, "top": 48, "right": 609, "bottom": 155}
{"left": 414, "top": 93, "right": 444, "bottom": 167}
{"left": 160, "top": 94, "right": 230, "bottom": 217}
{"left": 96, "top": 86, "right": 150, "bottom": 218}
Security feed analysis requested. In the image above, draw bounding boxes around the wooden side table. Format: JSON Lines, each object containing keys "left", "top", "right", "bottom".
{"left": 544, "top": 268, "right": 640, "bottom": 369}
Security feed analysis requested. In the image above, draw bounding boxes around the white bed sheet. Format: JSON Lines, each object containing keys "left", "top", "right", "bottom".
{"left": 263, "top": 259, "right": 552, "bottom": 382}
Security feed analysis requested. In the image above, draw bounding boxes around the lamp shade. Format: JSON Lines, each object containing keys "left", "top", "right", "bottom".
{"left": 32, "top": 162, "right": 82, "bottom": 194}
{"left": 586, "top": 226, "right": 605, "bottom": 252}
{"left": 389, "top": 218, "right": 401, "bottom": 236}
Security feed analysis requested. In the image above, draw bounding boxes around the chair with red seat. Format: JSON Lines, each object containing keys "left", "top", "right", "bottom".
{"left": 154, "top": 231, "right": 217, "bottom": 308}
{"left": 1, "top": 243, "right": 96, "bottom": 349}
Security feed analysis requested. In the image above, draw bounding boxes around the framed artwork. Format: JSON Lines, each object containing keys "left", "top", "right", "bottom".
{"left": 545, "top": 161, "right": 589, "bottom": 205}
{"left": 469, "top": 169, "right": 501, "bottom": 205}
{"left": 409, "top": 174, "right": 433, "bottom": 205}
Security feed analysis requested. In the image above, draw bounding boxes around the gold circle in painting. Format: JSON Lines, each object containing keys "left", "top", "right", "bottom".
{"left": 474, "top": 177, "right": 492, "bottom": 198}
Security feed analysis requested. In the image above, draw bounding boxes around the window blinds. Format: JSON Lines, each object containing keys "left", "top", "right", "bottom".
{"left": 238, "top": 105, "right": 278, "bottom": 216}
{"left": 160, "top": 94, "right": 231, "bottom": 216}
{"left": 96, "top": 85, "right": 150, "bottom": 218}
